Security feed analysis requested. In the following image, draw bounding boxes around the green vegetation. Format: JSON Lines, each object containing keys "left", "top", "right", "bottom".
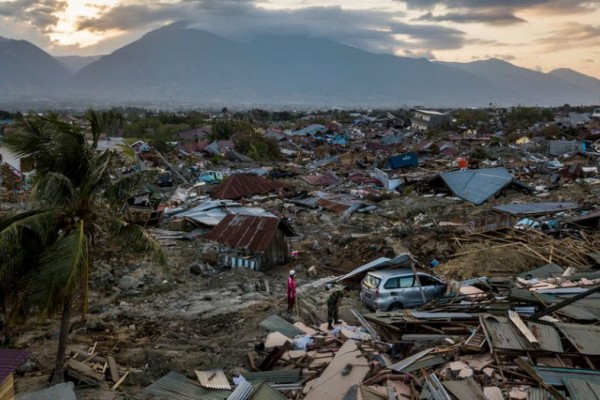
{"left": 0, "top": 113, "right": 165, "bottom": 384}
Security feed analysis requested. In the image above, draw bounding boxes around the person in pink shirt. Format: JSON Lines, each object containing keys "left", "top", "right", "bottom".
{"left": 287, "top": 270, "right": 297, "bottom": 312}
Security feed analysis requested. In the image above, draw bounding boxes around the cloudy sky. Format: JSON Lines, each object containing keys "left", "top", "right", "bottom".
{"left": 0, "top": 0, "right": 599, "bottom": 78}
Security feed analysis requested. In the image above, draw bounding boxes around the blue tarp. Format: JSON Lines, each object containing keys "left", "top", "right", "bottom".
{"left": 440, "top": 167, "right": 513, "bottom": 205}
{"left": 387, "top": 153, "right": 419, "bottom": 169}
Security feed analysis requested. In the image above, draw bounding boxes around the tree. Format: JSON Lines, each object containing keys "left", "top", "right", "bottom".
{"left": 0, "top": 113, "right": 166, "bottom": 384}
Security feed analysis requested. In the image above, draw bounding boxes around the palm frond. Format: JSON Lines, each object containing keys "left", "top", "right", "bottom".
{"left": 30, "top": 172, "right": 77, "bottom": 209}
{"left": 109, "top": 219, "right": 167, "bottom": 267}
{"left": 116, "top": 143, "right": 136, "bottom": 162}
{"left": 0, "top": 210, "right": 59, "bottom": 286}
{"left": 29, "top": 222, "right": 89, "bottom": 315}
{"left": 102, "top": 170, "right": 158, "bottom": 206}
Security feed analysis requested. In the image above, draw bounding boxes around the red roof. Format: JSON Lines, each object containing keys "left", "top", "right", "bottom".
{"left": 0, "top": 349, "right": 30, "bottom": 383}
{"left": 210, "top": 174, "right": 283, "bottom": 200}
{"left": 203, "top": 215, "right": 294, "bottom": 252}
{"left": 301, "top": 172, "right": 339, "bottom": 186}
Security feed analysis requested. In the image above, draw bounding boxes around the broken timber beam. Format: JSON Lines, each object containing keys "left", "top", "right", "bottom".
{"left": 530, "top": 285, "right": 600, "bottom": 320}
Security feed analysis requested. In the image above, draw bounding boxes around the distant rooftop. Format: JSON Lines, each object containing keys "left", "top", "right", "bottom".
{"left": 414, "top": 109, "right": 448, "bottom": 116}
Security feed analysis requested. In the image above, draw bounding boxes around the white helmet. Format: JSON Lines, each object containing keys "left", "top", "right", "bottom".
{"left": 289, "top": 270, "right": 296, "bottom": 275}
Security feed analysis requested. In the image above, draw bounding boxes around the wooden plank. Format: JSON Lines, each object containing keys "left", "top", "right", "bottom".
{"left": 247, "top": 351, "right": 258, "bottom": 371}
{"left": 107, "top": 356, "right": 120, "bottom": 383}
{"left": 66, "top": 358, "right": 105, "bottom": 382}
{"left": 111, "top": 370, "right": 129, "bottom": 390}
{"left": 0, "top": 374, "right": 14, "bottom": 400}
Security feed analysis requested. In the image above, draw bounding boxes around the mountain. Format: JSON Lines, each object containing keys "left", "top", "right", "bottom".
{"left": 440, "top": 58, "right": 599, "bottom": 106}
{"left": 548, "top": 68, "right": 600, "bottom": 99}
{"left": 56, "top": 55, "right": 103, "bottom": 73}
{"left": 0, "top": 36, "right": 71, "bottom": 100}
{"left": 2, "top": 26, "right": 600, "bottom": 107}
{"left": 70, "top": 27, "right": 600, "bottom": 107}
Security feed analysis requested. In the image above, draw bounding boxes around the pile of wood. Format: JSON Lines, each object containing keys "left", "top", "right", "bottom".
{"left": 65, "top": 342, "right": 129, "bottom": 390}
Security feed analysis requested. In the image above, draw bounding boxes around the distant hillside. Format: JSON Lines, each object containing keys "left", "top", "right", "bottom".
{"left": 548, "top": 68, "right": 600, "bottom": 100}
{"left": 2, "top": 26, "right": 600, "bottom": 107}
{"left": 0, "top": 36, "right": 71, "bottom": 99}
{"left": 56, "top": 55, "right": 103, "bottom": 73}
{"left": 441, "top": 59, "right": 599, "bottom": 106}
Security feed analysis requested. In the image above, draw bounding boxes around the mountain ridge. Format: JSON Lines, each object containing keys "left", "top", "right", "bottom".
{"left": 1, "top": 26, "right": 599, "bottom": 107}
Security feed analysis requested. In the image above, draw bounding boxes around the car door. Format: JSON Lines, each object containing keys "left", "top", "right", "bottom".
{"left": 397, "top": 275, "right": 422, "bottom": 307}
{"left": 418, "top": 274, "right": 443, "bottom": 302}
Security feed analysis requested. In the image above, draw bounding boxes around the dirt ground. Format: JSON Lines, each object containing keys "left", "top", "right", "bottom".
{"left": 7, "top": 178, "right": 600, "bottom": 398}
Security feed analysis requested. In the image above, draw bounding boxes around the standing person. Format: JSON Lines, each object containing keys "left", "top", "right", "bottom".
{"left": 327, "top": 286, "right": 348, "bottom": 330}
{"left": 287, "top": 270, "right": 297, "bottom": 313}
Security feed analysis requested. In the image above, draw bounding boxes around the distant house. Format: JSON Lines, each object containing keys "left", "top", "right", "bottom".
{"left": 0, "top": 143, "right": 34, "bottom": 176}
{"left": 203, "top": 215, "right": 295, "bottom": 270}
{"left": 210, "top": 173, "right": 283, "bottom": 200}
{"left": 411, "top": 109, "right": 450, "bottom": 131}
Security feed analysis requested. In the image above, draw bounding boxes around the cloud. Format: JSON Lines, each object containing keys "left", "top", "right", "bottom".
{"left": 536, "top": 22, "right": 600, "bottom": 51}
{"left": 0, "top": 0, "right": 67, "bottom": 33}
{"left": 74, "top": 1, "right": 469, "bottom": 57}
{"left": 416, "top": 11, "right": 526, "bottom": 26}
{"left": 402, "top": 0, "right": 599, "bottom": 26}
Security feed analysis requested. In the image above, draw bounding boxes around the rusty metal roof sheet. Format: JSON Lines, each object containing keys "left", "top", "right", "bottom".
{"left": 203, "top": 215, "right": 294, "bottom": 253}
{"left": 556, "top": 323, "right": 600, "bottom": 355}
{"left": 211, "top": 174, "right": 282, "bottom": 200}
{"left": 301, "top": 173, "right": 339, "bottom": 186}
{"left": 195, "top": 369, "right": 231, "bottom": 390}
{"left": 0, "top": 349, "right": 30, "bottom": 384}
{"left": 259, "top": 314, "right": 304, "bottom": 338}
{"left": 133, "top": 371, "right": 232, "bottom": 400}
{"left": 527, "top": 322, "right": 563, "bottom": 353}
{"left": 565, "top": 379, "right": 600, "bottom": 400}
{"left": 481, "top": 315, "right": 533, "bottom": 351}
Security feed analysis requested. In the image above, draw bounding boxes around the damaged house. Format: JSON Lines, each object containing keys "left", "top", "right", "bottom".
{"left": 203, "top": 215, "right": 295, "bottom": 270}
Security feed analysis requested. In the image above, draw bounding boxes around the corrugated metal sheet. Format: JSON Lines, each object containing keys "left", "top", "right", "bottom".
{"left": 0, "top": 349, "right": 30, "bottom": 384}
{"left": 133, "top": 371, "right": 232, "bottom": 400}
{"left": 211, "top": 174, "right": 282, "bottom": 200}
{"left": 242, "top": 369, "right": 301, "bottom": 384}
{"left": 228, "top": 381, "right": 254, "bottom": 400}
{"left": 249, "top": 381, "right": 288, "bottom": 400}
{"left": 203, "top": 215, "right": 294, "bottom": 253}
{"left": 507, "top": 288, "right": 558, "bottom": 305}
{"left": 527, "top": 322, "right": 563, "bottom": 353}
{"left": 390, "top": 348, "right": 434, "bottom": 372}
{"left": 195, "top": 369, "right": 231, "bottom": 390}
{"left": 440, "top": 168, "right": 513, "bottom": 205}
{"left": 534, "top": 366, "right": 600, "bottom": 386}
{"left": 565, "top": 378, "right": 600, "bottom": 400}
{"left": 493, "top": 202, "right": 578, "bottom": 215}
{"left": 527, "top": 387, "right": 552, "bottom": 400}
{"left": 301, "top": 173, "right": 339, "bottom": 186}
{"left": 481, "top": 315, "right": 534, "bottom": 351}
{"left": 258, "top": 314, "right": 304, "bottom": 338}
{"left": 556, "top": 323, "right": 600, "bottom": 355}
{"left": 517, "top": 263, "right": 564, "bottom": 279}
{"left": 334, "top": 254, "right": 412, "bottom": 283}
{"left": 442, "top": 377, "right": 485, "bottom": 400}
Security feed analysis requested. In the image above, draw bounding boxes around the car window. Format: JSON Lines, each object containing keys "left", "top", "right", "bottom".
{"left": 364, "top": 274, "right": 381, "bottom": 289}
{"left": 419, "top": 275, "right": 440, "bottom": 286}
{"left": 399, "top": 276, "right": 415, "bottom": 288}
{"left": 384, "top": 277, "right": 399, "bottom": 289}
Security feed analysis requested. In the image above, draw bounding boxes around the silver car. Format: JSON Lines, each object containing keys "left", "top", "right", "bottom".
{"left": 360, "top": 268, "right": 447, "bottom": 311}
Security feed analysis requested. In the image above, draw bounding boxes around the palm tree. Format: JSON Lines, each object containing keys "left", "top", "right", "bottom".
{"left": 0, "top": 113, "right": 166, "bottom": 384}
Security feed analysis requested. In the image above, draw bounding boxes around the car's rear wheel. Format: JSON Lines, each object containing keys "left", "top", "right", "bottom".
{"left": 388, "top": 302, "right": 403, "bottom": 311}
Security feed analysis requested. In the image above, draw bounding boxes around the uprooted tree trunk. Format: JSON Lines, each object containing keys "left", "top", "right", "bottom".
{"left": 50, "top": 295, "right": 73, "bottom": 385}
